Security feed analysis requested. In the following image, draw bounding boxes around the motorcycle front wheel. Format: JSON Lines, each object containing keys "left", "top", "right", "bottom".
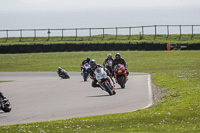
{"left": 83, "top": 73, "right": 88, "bottom": 81}
{"left": 1, "top": 102, "right": 12, "bottom": 112}
{"left": 104, "top": 83, "right": 115, "bottom": 95}
{"left": 118, "top": 76, "right": 125, "bottom": 88}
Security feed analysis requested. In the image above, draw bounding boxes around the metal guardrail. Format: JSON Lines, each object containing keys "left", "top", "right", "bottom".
{"left": 0, "top": 25, "right": 200, "bottom": 42}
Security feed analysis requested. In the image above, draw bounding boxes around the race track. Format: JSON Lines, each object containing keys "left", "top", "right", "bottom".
{"left": 0, "top": 72, "right": 153, "bottom": 126}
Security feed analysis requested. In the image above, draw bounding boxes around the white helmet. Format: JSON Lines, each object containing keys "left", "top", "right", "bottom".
{"left": 107, "top": 53, "right": 112, "bottom": 59}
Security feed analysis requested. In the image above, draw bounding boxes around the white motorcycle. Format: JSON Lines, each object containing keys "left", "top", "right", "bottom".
{"left": 94, "top": 67, "right": 116, "bottom": 95}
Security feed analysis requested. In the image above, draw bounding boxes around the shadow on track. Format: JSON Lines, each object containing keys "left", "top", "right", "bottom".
{"left": 114, "top": 87, "right": 126, "bottom": 90}
{"left": 80, "top": 81, "right": 90, "bottom": 82}
{"left": 0, "top": 112, "right": 6, "bottom": 114}
{"left": 87, "top": 95, "right": 111, "bottom": 97}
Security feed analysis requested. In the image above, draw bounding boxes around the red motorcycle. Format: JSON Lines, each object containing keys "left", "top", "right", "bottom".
{"left": 114, "top": 64, "right": 128, "bottom": 88}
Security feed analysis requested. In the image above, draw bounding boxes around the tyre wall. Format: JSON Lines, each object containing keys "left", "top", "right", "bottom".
{"left": 0, "top": 43, "right": 200, "bottom": 54}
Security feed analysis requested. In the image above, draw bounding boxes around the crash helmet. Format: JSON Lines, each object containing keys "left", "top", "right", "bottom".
{"left": 86, "top": 57, "right": 91, "bottom": 62}
{"left": 115, "top": 53, "right": 121, "bottom": 59}
{"left": 90, "top": 59, "right": 97, "bottom": 69}
{"left": 107, "top": 53, "right": 112, "bottom": 59}
{"left": 58, "top": 67, "right": 62, "bottom": 73}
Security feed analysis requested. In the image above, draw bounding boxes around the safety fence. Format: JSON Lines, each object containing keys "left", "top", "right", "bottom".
{"left": 0, "top": 25, "right": 200, "bottom": 42}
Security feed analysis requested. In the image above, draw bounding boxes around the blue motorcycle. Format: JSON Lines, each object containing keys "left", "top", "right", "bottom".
{"left": 57, "top": 67, "right": 70, "bottom": 79}
{"left": 82, "top": 63, "right": 90, "bottom": 81}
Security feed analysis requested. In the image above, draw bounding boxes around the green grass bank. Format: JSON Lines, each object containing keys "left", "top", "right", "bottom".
{"left": 0, "top": 51, "right": 200, "bottom": 132}
{"left": 0, "top": 34, "right": 200, "bottom": 45}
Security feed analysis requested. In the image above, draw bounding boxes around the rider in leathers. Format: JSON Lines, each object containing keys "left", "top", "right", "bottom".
{"left": 81, "top": 57, "right": 90, "bottom": 71}
{"left": 103, "top": 53, "right": 114, "bottom": 68}
{"left": 89, "top": 59, "right": 112, "bottom": 88}
{"left": 57, "top": 67, "right": 70, "bottom": 79}
{"left": 112, "top": 53, "right": 129, "bottom": 75}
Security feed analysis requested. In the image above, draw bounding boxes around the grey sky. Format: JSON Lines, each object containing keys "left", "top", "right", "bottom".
{"left": 1, "top": 0, "right": 200, "bottom": 13}
{"left": 0, "top": 0, "right": 199, "bottom": 30}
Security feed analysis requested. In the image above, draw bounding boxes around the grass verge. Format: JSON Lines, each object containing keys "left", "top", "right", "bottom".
{"left": 0, "top": 34, "right": 200, "bottom": 45}
{"left": 0, "top": 51, "right": 200, "bottom": 132}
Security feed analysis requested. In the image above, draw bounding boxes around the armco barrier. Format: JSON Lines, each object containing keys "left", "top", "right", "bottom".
{"left": 0, "top": 43, "right": 200, "bottom": 54}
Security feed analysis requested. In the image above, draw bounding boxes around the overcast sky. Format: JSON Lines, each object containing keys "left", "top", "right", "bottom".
{"left": 0, "top": 0, "right": 199, "bottom": 30}
{"left": 1, "top": 0, "right": 200, "bottom": 13}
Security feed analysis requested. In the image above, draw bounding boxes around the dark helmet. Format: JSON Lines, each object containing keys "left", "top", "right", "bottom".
{"left": 107, "top": 53, "right": 112, "bottom": 59}
{"left": 58, "top": 67, "right": 62, "bottom": 73}
{"left": 90, "top": 59, "right": 97, "bottom": 69}
{"left": 115, "top": 53, "right": 121, "bottom": 59}
{"left": 86, "top": 57, "right": 90, "bottom": 62}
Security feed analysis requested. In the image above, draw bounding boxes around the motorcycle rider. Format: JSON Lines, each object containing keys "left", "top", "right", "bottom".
{"left": 81, "top": 57, "right": 91, "bottom": 72}
{"left": 103, "top": 53, "right": 113, "bottom": 68}
{"left": 57, "top": 67, "right": 70, "bottom": 79}
{"left": 89, "top": 59, "right": 112, "bottom": 88}
{"left": 0, "top": 91, "right": 8, "bottom": 102}
{"left": 112, "top": 53, "right": 129, "bottom": 76}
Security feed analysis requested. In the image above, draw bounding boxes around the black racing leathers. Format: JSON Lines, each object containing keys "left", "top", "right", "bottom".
{"left": 112, "top": 58, "right": 129, "bottom": 76}
{"left": 112, "top": 58, "right": 127, "bottom": 70}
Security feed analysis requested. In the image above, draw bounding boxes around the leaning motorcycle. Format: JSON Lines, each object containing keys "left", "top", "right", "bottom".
{"left": 0, "top": 97, "right": 12, "bottom": 112}
{"left": 94, "top": 67, "right": 116, "bottom": 95}
{"left": 57, "top": 67, "right": 70, "bottom": 79}
{"left": 114, "top": 64, "right": 128, "bottom": 88}
{"left": 82, "top": 63, "right": 90, "bottom": 81}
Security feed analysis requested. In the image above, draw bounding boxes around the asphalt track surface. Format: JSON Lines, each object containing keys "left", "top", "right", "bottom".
{"left": 0, "top": 72, "right": 153, "bottom": 126}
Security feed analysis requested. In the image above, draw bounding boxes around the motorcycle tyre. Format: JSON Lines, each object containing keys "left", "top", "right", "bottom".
{"left": 1, "top": 103, "right": 12, "bottom": 112}
{"left": 65, "top": 74, "right": 70, "bottom": 79}
{"left": 113, "top": 90, "right": 116, "bottom": 95}
{"left": 83, "top": 73, "right": 88, "bottom": 81}
{"left": 104, "top": 83, "right": 114, "bottom": 96}
{"left": 118, "top": 76, "right": 125, "bottom": 89}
